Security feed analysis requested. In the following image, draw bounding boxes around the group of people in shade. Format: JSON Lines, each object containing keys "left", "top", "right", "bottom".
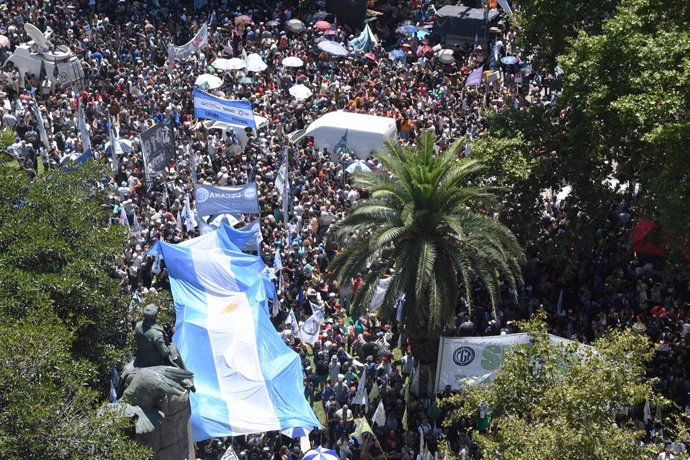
{"left": 0, "top": 0, "right": 687, "bottom": 458}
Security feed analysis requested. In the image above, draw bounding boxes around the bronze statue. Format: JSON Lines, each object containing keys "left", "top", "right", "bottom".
{"left": 118, "top": 304, "right": 195, "bottom": 434}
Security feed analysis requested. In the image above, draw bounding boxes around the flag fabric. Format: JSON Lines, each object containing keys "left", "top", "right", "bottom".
{"left": 109, "top": 366, "right": 120, "bottom": 403}
{"left": 287, "top": 308, "right": 300, "bottom": 338}
{"left": 77, "top": 99, "right": 91, "bottom": 155}
{"left": 168, "top": 23, "right": 208, "bottom": 60}
{"left": 369, "top": 381, "right": 380, "bottom": 401}
{"left": 193, "top": 88, "right": 256, "bottom": 129}
{"left": 195, "top": 183, "right": 260, "bottom": 216}
{"left": 643, "top": 398, "right": 652, "bottom": 424}
{"left": 497, "top": 0, "right": 513, "bottom": 15}
{"left": 133, "top": 212, "right": 142, "bottom": 242}
{"left": 119, "top": 207, "right": 129, "bottom": 228}
{"left": 352, "top": 367, "right": 368, "bottom": 411}
{"left": 370, "top": 277, "right": 392, "bottom": 312}
{"left": 372, "top": 400, "right": 386, "bottom": 427}
{"left": 410, "top": 363, "right": 420, "bottom": 396}
{"left": 108, "top": 115, "right": 122, "bottom": 171}
{"left": 401, "top": 405, "right": 408, "bottom": 431}
{"left": 146, "top": 225, "right": 317, "bottom": 440}
{"left": 352, "top": 417, "right": 374, "bottom": 445}
{"left": 30, "top": 93, "right": 50, "bottom": 149}
{"left": 176, "top": 211, "right": 183, "bottom": 232}
{"left": 221, "top": 445, "right": 240, "bottom": 460}
{"left": 299, "top": 306, "right": 324, "bottom": 345}
{"left": 465, "top": 66, "right": 484, "bottom": 87}
{"left": 182, "top": 195, "right": 198, "bottom": 232}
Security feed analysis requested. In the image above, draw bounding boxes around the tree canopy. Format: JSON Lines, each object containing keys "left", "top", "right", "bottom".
{"left": 0, "top": 162, "right": 149, "bottom": 458}
{"left": 327, "top": 131, "right": 525, "bottom": 359}
{"left": 443, "top": 313, "right": 683, "bottom": 459}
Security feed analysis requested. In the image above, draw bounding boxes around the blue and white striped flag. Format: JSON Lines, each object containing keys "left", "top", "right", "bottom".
{"left": 147, "top": 225, "right": 317, "bottom": 439}
{"left": 77, "top": 99, "right": 91, "bottom": 157}
{"left": 30, "top": 93, "right": 50, "bottom": 150}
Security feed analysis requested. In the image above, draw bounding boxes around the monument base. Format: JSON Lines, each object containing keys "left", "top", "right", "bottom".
{"left": 136, "top": 393, "right": 191, "bottom": 460}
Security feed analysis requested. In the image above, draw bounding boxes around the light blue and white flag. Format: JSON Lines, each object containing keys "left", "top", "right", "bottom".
{"left": 108, "top": 115, "right": 122, "bottom": 171}
{"left": 30, "top": 93, "right": 50, "bottom": 150}
{"left": 198, "top": 219, "right": 262, "bottom": 254}
{"left": 333, "top": 130, "right": 349, "bottom": 156}
{"left": 77, "top": 99, "right": 92, "bottom": 156}
{"left": 193, "top": 88, "right": 256, "bottom": 130}
{"left": 287, "top": 308, "right": 300, "bottom": 338}
{"left": 148, "top": 225, "right": 317, "bottom": 440}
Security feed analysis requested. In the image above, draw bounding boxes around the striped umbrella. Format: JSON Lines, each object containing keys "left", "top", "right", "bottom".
{"left": 303, "top": 447, "right": 338, "bottom": 460}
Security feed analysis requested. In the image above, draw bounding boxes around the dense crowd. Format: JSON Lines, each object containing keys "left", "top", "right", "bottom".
{"left": 0, "top": 0, "right": 687, "bottom": 459}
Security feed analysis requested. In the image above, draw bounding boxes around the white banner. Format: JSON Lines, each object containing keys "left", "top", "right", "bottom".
{"left": 435, "top": 333, "right": 580, "bottom": 391}
{"left": 168, "top": 24, "right": 208, "bottom": 61}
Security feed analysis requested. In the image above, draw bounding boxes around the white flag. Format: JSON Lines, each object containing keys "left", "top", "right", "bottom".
{"left": 287, "top": 309, "right": 300, "bottom": 337}
{"left": 132, "top": 212, "right": 142, "bottom": 241}
{"left": 351, "top": 367, "right": 368, "bottom": 411}
{"left": 299, "top": 307, "right": 324, "bottom": 346}
{"left": 77, "top": 99, "right": 91, "bottom": 154}
{"left": 372, "top": 400, "right": 386, "bottom": 427}
{"left": 30, "top": 93, "right": 50, "bottom": 149}
{"left": 221, "top": 445, "right": 239, "bottom": 460}
{"left": 118, "top": 207, "right": 129, "bottom": 228}
{"left": 182, "top": 195, "right": 197, "bottom": 232}
{"left": 108, "top": 115, "right": 122, "bottom": 171}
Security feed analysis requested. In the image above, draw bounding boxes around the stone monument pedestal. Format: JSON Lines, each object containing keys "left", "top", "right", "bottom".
{"left": 137, "top": 393, "right": 191, "bottom": 460}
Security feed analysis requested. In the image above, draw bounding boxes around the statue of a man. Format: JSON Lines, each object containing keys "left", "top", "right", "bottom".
{"left": 134, "top": 304, "right": 173, "bottom": 368}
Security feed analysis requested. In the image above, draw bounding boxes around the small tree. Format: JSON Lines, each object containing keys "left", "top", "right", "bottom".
{"left": 443, "top": 313, "right": 685, "bottom": 459}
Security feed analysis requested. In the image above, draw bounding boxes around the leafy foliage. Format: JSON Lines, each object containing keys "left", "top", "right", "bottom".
{"left": 0, "top": 164, "right": 145, "bottom": 458}
{"left": 443, "top": 313, "right": 671, "bottom": 459}
{"left": 0, "top": 308, "right": 150, "bottom": 459}
{"left": 327, "top": 131, "right": 525, "bottom": 339}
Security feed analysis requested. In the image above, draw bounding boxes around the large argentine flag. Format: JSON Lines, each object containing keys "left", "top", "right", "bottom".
{"left": 149, "top": 225, "right": 319, "bottom": 440}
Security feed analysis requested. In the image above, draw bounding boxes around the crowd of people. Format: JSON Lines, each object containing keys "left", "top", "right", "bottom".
{"left": 0, "top": 0, "right": 687, "bottom": 459}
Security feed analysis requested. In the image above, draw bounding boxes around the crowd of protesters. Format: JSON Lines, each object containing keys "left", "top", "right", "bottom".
{"left": 0, "top": 0, "right": 687, "bottom": 459}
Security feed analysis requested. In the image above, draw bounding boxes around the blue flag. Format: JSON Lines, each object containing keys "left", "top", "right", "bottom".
{"left": 148, "top": 225, "right": 318, "bottom": 439}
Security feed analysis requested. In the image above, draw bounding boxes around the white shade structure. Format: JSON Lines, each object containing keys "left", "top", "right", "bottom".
{"left": 289, "top": 84, "right": 313, "bottom": 100}
{"left": 212, "top": 57, "right": 246, "bottom": 70}
{"left": 317, "top": 40, "right": 348, "bottom": 56}
{"left": 282, "top": 56, "right": 304, "bottom": 67}
{"left": 194, "top": 73, "right": 223, "bottom": 89}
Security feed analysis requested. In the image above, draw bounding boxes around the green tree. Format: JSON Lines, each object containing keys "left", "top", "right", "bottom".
{"left": 0, "top": 309, "right": 150, "bottom": 459}
{"left": 327, "top": 131, "right": 525, "bottom": 361}
{"left": 0, "top": 163, "right": 130, "bottom": 375}
{"left": 0, "top": 163, "right": 146, "bottom": 458}
{"left": 514, "top": 0, "right": 619, "bottom": 69}
{"left": 443, "top": 314, "right": 682, "bottom": 459}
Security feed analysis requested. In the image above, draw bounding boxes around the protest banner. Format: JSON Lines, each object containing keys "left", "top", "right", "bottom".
{"left": 140, "top": 122, "right": 175, "bottom": 181}
{"left": 195, "top": 183, "right": 260, "bottom": 216}
{"left": 168, "top": 23, "right": 208, "bottom": 60}
{"left": 193, "top": 88, "right": 256, "bottom": 130}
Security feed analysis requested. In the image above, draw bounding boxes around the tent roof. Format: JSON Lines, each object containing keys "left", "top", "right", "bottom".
{"left": 305, "top": 111, "right": 395, "bottom": 136}
{"left": 435, "top": 5, "right": 499, "bottom": 21}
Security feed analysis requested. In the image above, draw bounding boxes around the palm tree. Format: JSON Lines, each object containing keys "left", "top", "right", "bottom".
{"left": 327, "top": 131, "right": 525, "bottom": 361}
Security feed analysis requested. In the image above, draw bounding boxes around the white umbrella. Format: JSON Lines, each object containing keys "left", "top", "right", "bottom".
{"left": 210, "top": 214, "right": 240, "bottom": 227}
{"left": 212, "top": 58, "right": 246, "bottom": 71}
{"left": 286, "top": 19, "right": 306, "bottom": 33}
{"left": 245, "top": 54, "right": 268, "bottom": 72}
{"left": 104, "top": 138, "right": 134, "bottom": 155}
{"left": 345, "top": 160, "right": 372, "bottom": 173}
{"left": 289, "top": 84, "right": 313, "bottom": 100}
{"left": 194, "top": 73, "right": 223, "bottom": 89}
{"left": 317, "top": 40, "right": 348, "bottom": 57}
{"left": 282, "top": 56, "right": 304, "bottom": 68}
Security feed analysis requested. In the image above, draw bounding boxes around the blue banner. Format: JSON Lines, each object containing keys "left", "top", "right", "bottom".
{"left": 193, "top": 88, "right": 256, "bottom": 130}
{"left": 195, "top": 182, "right": 260, "bottom": 216}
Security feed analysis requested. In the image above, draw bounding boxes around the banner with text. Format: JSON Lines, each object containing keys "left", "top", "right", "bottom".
{"left": 168, "top": 23, "right": 208, "bottom": 61}
{"left": 193, "top": 88, "right": 257, "bottom": 130}
{"left": 435, "top": 333, "right": 580, "bottom": 391}
{"left": 195, "top": 183, "right": 260, "bottom": 216}
{"left": 141, "top": 122, "right": 175, "bottom": 181}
